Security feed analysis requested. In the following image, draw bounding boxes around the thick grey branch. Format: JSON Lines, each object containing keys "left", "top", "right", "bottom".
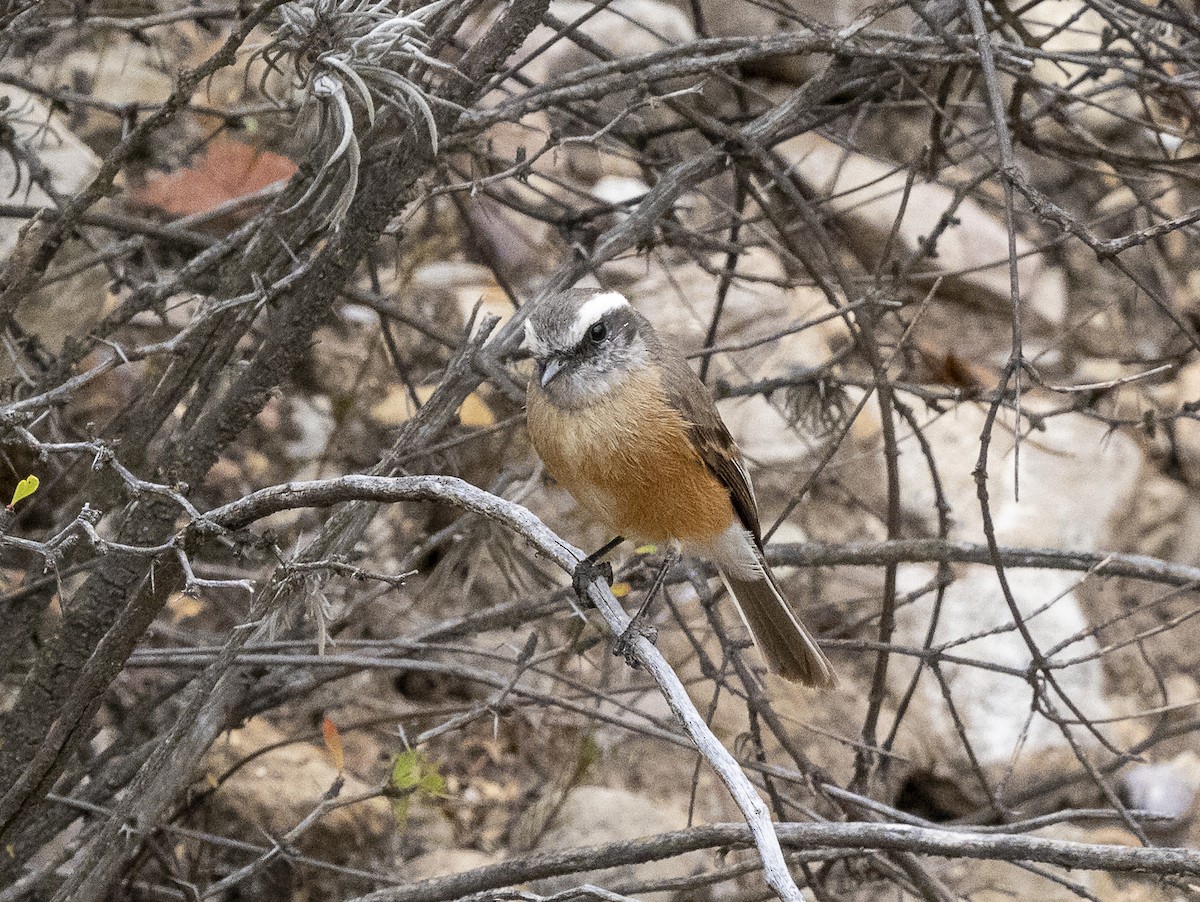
{"left": 350, "top": 820, "right": 1200, "bottom": 902}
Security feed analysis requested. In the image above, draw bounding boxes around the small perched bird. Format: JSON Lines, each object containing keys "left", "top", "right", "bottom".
{"left": 524, "top": 288, "right": 837, "bottom": 688}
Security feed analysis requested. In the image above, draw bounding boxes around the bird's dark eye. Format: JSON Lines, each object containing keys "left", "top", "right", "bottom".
{"left": 588, "top": 321, "right": 609, "bottom": 342}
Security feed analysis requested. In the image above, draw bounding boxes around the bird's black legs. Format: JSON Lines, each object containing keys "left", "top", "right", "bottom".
{"left": 614, "top": 546, "right": 680, "bottom": 666}
{"left": 572, "top": 538, "right": 681, "bottom": 668}
{"left": 626, "top": 546, "right": 680, "bottom": 631}
{"left": 571, "top": 535, "right": 624, "bottom": 599}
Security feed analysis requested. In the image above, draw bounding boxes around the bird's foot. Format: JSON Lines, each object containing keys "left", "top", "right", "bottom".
{"left": 572, "top": 557, "right": 613, "bottom": 601}
{"left": 571, "top": 536, "right": 623, "bottom": 602}
{"left": 613, "top": 616, "right": 658, "bottom": 669}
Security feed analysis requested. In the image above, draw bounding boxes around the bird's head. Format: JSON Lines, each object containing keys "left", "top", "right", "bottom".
{"left": 523, "top": 289, "right": 652, "bottom": 408}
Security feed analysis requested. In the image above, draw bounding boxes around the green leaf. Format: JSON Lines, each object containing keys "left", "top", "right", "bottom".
{"left": 9, "top": 475, "right": 38, "bottom": 508}
{"left": 390, "top": 749, "right": 419, "bottom": 792}
{"left": 387, "top": 749, "right": 446, "bottom": 829}
{"left": 417, "top": 769, "right": 445, "bottom": 797}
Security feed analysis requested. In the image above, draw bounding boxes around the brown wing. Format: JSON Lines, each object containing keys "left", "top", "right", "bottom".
{"left": 660, "top": 353, "right": 763, "bottom": 544}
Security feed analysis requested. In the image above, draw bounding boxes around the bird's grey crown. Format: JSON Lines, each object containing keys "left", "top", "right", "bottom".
{"left": 524, "top": 289, "right": 629, "bottom": 355}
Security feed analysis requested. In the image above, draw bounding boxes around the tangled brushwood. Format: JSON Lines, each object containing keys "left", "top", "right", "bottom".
{"left": 1, "top": 0, "right": 1200, "bottom": 900}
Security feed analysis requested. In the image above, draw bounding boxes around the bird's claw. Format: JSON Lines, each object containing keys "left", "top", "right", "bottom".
{"left": 572, "top": 557, "right": 613, "bottom": 601}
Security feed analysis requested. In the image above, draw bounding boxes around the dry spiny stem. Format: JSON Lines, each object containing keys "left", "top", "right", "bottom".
{"left": 262, "top": 0, "right": 452, "bottom": 226}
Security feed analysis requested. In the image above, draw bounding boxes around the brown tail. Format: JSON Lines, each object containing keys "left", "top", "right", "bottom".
{"left": 721, "top": 559, "right": 838, "bottom": 688}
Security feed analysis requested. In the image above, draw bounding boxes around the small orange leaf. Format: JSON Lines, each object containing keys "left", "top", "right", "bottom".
{"left": 322, "top": 716, "right": 344, "bottom": 773}
{"left": 610, "top": 581, "right": 631, "bottom": 598}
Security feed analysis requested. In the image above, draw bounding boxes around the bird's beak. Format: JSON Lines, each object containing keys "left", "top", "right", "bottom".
{"left": 540, "top": 358, "right": 565, "bottom": 387}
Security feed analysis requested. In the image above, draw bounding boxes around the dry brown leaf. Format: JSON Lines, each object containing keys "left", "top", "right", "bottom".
{"left": 132, "top": 136, "right": 297, "bottom": 228}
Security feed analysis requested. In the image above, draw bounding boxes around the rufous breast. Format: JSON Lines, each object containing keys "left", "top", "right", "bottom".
{"left": 527, "top": 368, "right": 735, "bottom": 543}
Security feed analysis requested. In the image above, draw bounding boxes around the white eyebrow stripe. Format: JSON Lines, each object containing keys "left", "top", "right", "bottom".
{"left": 566, "top": 291, "right": 630, "bottom": 346}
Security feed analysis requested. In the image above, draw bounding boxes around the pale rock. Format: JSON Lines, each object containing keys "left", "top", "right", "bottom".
{"left": 664, "top": 0, "right": 914, "bottom": 84}
{"left": 339, "top": 302, "right": 380, "bottom": 326}
{"left": 949, "top": 824, "right": 1177, "bottom": 901}
{"left": 530, "top": 785, "right": 696, "bottom": 897}
{"left": 1066, "top": 358, "right": 1162, "bottom": 437}
{"left": 1170, "top": 358, "right": 1200, "bottom": 487}
{"left": 590, "top": 175, "right": 650, "bottom": 210}
{"left": 572, "top": 176, "right": 655, "bottom": 247}
{"left": 0, "top": 90, "right": 100, "bottom": 258}
{"left": 1167, "top": 750, "right": 1200, "bottom": 794}
{"left": 894, "top": 562, "right": 1111, "bottom": 777}
{"left": 1120, "top": 761, "right": 1196, "bottom": 834}
{"left": 456, "top": 281, "right": 515, "bottom": 338}
{"left": 131, "top": 292, "right": 204, "bottom": 330}
{"left": 896, "top": 403, "right": 1141, "bottom": 548}
{"left": 408, "top": 260, "right": 514, "bottom": 332}
{"left": 619, "top": 246, "right": 800, "bottom": 344}
{"left": 10, "top": 27, "right": 292, "bottom": 143}
{"left": 523, "top": 0, "right": 695, "bottom": 85}
{"left": 0, "top": 89, "right": 106, "bottom": 383}
{"left": 285, "top": 394, "right": 336, "bottom": 464}
{"left": 715, "top": 396, "right": 813, "bottom": 468}
{"left": 1021, "top": 0, "right": 1141, "bottom": 134}
{"left": 776, "top": 133, "right": 1069, "bottom": 328}
{"left": 7, "top": 39, "right": 173, "bottom": 144}
{"left": 412, "top": 261, "right": 495, "bottom": 294}
{"left": 889, "top": 406, "right": 1142, "bottom": 782}
{"left": 1164, "top": 674, "right": 1200, "bottom": 710}
{"left": 517, "top": 0, "right": 707, "bottom": 184}
{"left": 1069, "top": 356, "right": 1134, "bottom": 386}
{"left": 403, "top": 847, "right": 500, "bottom": 881}
{"left": 203, "top": 718, "right": 392, "bottom": 864}
{"left": 466, "top": 1, "right": 694, "bottom": 241}
{"left": 714, "top": 311, "right": 838, "bottom": 466}
{"left": 1094, "top": 183, "right": 1142, "bottom": 219}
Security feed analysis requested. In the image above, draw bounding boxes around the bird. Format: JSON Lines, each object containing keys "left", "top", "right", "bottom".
{"left": 523, "top": 287, "right": 837, "bottom": 688}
